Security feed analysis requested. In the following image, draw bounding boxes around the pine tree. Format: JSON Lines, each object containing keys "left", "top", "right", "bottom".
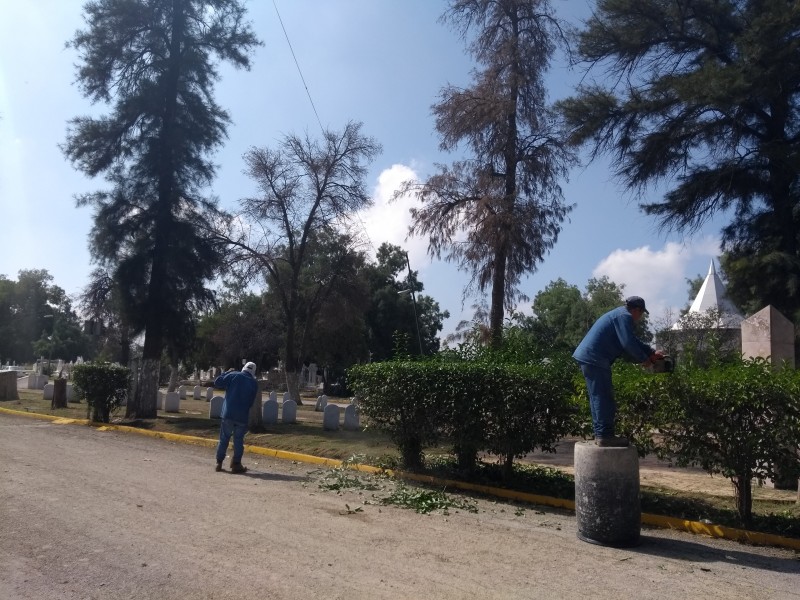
{"left": 396, "top": 0, "right": 575, "bottom": 347}
{"left": 63, "top": 0, "right": 260, "bottom": 417}
{"left": 560, "top": 0, "right": 800, "bottom": 322}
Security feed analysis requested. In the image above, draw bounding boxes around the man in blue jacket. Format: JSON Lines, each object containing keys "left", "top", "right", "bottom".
{"left": 573, "top": 297, "right": 662, "bottom": 447}
{"left": 214, "top": 361, "right": 259, "bottom": 473}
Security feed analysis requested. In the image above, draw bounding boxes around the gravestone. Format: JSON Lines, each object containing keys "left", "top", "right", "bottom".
{"left": 164, "top": 391, "right": 180, "bottom": 413}
{"left": 741, "top": 305, "right": 795, "bottom": 369}
{"left": 575, "top": 443, "right": 640, "bottom": 547}
{"left": 315, "top": 394, "right": 328, "bottom": 412}
{"left": 193, "top": 385, "right": 202, "bottom": 400}
{"left": 282, "top": 399, "right": 297, "bottom": 424}
{"left": 282, "top": 391, "right": 291, "bottom": 403}
{"left": 343, "top": 404, "right": 360, "bottom": 431}
{"left": 262, "top": 398, "right": 279, "bottom": 425}
{"left": 65, "top": 383, "right": 75, "bottom": 402}
{"left": 43, "top": 383, "right": 54, "bottom": 401}
{"left": 206, "top": 387, "right": 214, "bottom": 401}
{"left": 27, "top": 374, "right": 48, "bottom": 390}
{"left": 156, "top": 391, "right": 165, "bottom": 411}
{"left": 179, "top": 385, "right": 186, "bottom": 399}
{"left": 209, "top": 395, "right": 224, "bottom": 419}
{"left": 1, "top": 371, "right": 22, "bottom": 399}
{"left": 323, "top": 404, "right": 340, "bottom": 431}
{"left": 269, "top": 391, "right": 277, "bottom": 403}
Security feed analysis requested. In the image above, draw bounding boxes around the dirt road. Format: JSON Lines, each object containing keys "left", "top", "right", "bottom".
{"left": 1, "top": 413, "right": 798, "bottom": 600}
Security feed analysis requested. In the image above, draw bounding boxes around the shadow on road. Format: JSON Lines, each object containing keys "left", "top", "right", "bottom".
{"left": 230, "top": 470, "right": 310, "bottom": 483}
{"left": 627, "top": 534, "right": 800, "bottom": 574}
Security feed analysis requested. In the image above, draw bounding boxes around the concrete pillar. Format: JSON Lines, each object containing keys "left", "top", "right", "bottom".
{"left": 575, "top": 442, "right": 640, "bottom": 547}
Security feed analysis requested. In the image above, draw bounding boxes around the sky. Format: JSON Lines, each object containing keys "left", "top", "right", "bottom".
{"left": 0, "top": 0, "right": 726, "bottom": 339}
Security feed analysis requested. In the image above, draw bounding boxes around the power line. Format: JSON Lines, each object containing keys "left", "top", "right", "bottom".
{"left": 272, "top": 0, "right": 325, "bottom": 135}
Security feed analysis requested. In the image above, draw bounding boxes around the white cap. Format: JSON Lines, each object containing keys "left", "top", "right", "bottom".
{"left": 242, "top": 362, "right": 256, "bottom": 376}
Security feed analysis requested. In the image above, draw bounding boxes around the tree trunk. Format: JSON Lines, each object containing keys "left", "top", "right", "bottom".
{"left": 126, "top": 358, "right": 139, "bottom": 419}
{"left": 733, "top": 470, "right": 753, "bottom": 526}
{"left": 167, "top": 362, "right": 179, "bottom": 393}
{"left": 285, "top": 369, "right": 302, "bottom": 405}
{"left": 52, "top": 378, "right": 67, "bottom": 409}
{"left": 133, "top": 358, "right": 160, "bottom": 419}
{"left": 0, "top": 371, "right": 19, "bottom": 401}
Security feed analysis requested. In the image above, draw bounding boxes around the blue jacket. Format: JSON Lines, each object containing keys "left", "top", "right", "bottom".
{"left": 573, "top": 306, "right": 653, "bottom": 370}
{"left": 214, "top": 370, "right": 259, "bottom": 424}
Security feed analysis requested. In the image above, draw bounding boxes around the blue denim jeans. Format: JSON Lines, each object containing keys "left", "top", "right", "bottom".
{"left": 216, "top": 419, "right": 248, "bottom": 463}
{"left": 579, "top": 363, "right": 616, "bottom": 438}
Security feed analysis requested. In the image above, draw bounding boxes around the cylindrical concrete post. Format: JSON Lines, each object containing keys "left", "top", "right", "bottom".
{"left": 575, "top": 442, "right": 640, "bottom": 547}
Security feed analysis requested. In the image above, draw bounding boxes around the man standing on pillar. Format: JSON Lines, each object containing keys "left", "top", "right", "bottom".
{"left": 573, "top": 296, "right": 663, "bottom": 447}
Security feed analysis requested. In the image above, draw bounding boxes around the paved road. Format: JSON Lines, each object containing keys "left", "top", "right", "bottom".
{"left": 1, "top": 413, "right": 799, "bottom": 600}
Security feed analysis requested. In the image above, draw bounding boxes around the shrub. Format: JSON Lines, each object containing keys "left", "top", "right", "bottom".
{"left": 348, "top": 355, "right": 586, "bottom": 475}
{"left": 612, "top": 358, "right": 800, "bottom": 525}
{"left": 72, "top": 363, "right": 131, "bottom": 423}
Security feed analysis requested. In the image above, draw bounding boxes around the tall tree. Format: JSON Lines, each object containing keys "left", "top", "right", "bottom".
{"left": 225, "top": 122, "right": 381, "bottom": 403}
{"left": 560, "top": 0, "right": 800, "bottom": 323}
{"left": 63, "top": 0, "right": 260, "bottom": 418}
{"left": 396, "top": 0, "right": 575, "bottom": 348}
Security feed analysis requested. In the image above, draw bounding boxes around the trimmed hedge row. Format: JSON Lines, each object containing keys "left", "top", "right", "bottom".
{"left": 348, "top": 356, "right": 587, "bottom": 475}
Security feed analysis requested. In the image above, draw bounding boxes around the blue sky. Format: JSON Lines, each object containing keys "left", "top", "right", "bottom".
{"left": 0, "top": 0, "right": 724, "bottom": 338}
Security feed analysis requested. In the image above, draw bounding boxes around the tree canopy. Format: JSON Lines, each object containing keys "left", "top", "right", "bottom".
{"left": 63, "top": 0, "right": 260, "bottom": 417}
{"left": 560, "top": 0, "right": 800, "bottom": 323}
{"left": 397, "top": 0, "right": 575, "bottom": 347}
{"left": 224, "top": 122, "right": 381, "bottom": 401}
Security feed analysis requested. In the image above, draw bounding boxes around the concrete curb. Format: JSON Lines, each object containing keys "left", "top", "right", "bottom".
{"left": 2, "top": 405, "right": 798, "bottom": 551}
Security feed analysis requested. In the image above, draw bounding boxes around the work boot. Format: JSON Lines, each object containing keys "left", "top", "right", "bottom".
{"left": 595, "top": 436, "right": 629, "bottom": 447}
{"left": 215, "top": 461, "right": 223, "bottom": 472}
{"left": 230, "top": 461, "right": 248, "bottom": 474}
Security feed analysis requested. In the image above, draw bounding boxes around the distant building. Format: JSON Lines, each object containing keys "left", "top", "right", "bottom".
{"left": 660, "top": 260, "right": 744, "bottom": 365}
{"left": 670, "top": 260, "right": 744, "bottom": 331}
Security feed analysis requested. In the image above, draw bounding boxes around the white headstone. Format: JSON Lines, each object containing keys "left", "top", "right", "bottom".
{"left": 164, "top": 391, "right": 180, "bottom": 413}
{"left": 315, "top": 394, "right": 328, "bottom": 412}
{"left": 323, "top": 404, "right": 340, "bottom": 431}
{"left": 65, "top": 383, "right": 74, "bottom": 402}
{"left": 282, "top": 391, "right": 291, "bottom": 403}
{"left": 206, "top": 387, "right": 214, "bottom": 401}
{"left": 29, "top": 374, "right": 48, "bottom": 390}
{"left": 269, "top": 390, "right": 277, "bottom": 403}
{"left": 343, "top": 404, "right": 359, "bottom": 431}
{"left": 156, "top": 391, "right": 164, "bottom": 411}
{"left": 282, "top": 399, "right": 297, "bottom": 424}
{"left": 193, "top": 385, "right": 202, "bottom": 399}
{"left": 209, "top": 395, "right": 224, "bottom": 419}
{"left": 262, "top": 398, "right": 279, "bottom": 424}
{"left": 179, "top": 385, "right": 186, "bottom": 399}
{"left": 43, "top": 383, "right": 54, "bottom": 400}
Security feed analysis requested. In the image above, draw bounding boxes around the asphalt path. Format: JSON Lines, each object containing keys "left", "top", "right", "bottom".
{"left": 1, "top": 413, "right": 799, "bottom": 600}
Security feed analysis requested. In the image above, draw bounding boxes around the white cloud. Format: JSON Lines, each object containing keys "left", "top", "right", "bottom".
{"left": 592, "top": 236, "right": 721, "bottom": 318}
{"left": 358, "top": 163, "right": 431, "bottom": 270}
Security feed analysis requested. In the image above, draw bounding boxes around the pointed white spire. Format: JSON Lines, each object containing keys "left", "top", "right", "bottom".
{"left": 672, "top": 259, "right": 744, "bottom": 329}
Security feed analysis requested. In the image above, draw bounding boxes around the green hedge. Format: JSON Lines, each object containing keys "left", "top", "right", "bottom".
{"left": 348, "top": 356, "right": 586, "bottom": 474}
{"left": 610, "top": 358, "right": 800, "bottom": 525}
{"left": 72, "top": 363, "right": 131, "bottom": 423}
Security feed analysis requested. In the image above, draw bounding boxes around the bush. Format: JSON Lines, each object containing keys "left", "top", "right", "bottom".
{"left": 348, "top": 355, "right": 586, "bottom": 475}
{"left": 72, "top": 363, "right": 131, "bottom": 423}
{"left": 612, "top": 358, "right": 800, "bottom": 525}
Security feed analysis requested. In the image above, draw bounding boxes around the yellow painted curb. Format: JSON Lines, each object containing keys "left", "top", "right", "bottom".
{"left": 1, "top": 405, "right": 797, "bottom": 551}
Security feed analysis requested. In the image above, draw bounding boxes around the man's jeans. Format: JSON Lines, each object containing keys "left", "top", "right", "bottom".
{"left": 579, "top": 363, "right": 616, "bottom": 438}
{"left": 216, "top": 419, "right": 248, "bottom": 463}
